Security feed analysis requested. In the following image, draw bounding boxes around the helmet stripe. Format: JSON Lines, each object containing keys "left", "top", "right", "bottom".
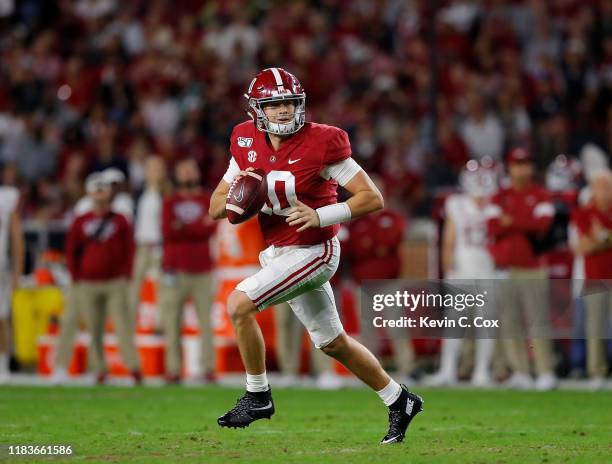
{"left": 270, "top": 67, "right": 284, "bottom": 88}
{"left": 247, "top": 78, "right": 256, "bottom": 94}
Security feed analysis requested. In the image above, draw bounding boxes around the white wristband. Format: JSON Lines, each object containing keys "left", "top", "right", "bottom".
{"left": 316, "top": 202, "right": 352, "bottom": 228}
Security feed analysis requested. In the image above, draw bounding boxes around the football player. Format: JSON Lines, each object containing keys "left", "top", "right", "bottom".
{"left": 424, "top": 159, "right": 498, "bottom": 387}
{"left": 210, "top": 68, "right": 423, "bottom": 444}
{"left": 0, "top": 180, "right": 24, "bottom": 384}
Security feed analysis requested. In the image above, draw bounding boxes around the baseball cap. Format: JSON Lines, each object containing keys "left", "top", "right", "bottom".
{"left": 85, "top": 172, "right": 108, "bottom": 194}
{"left": 102, "top": 167, "right": 126, "bottom": 184}
{"left": 507, "top": 148, "right": 532, "bottom": 165}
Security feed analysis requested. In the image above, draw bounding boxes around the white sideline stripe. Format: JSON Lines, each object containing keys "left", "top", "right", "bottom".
{"left": 226, "top": 204, "right": 245, "bottom": 214}
{"left": 270, "top": 67, "right": 284, "bottom": 87}
{"left": 247, "top": 172, "right": 263, "bottom": 181}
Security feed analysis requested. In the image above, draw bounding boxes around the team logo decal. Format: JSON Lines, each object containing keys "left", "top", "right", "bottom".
{"left": 248, "top": 150, "right": 257, "bottom": 162}
{"left": 269, "top": 155, "right": 276, "bottom": 163}
{"left": 238, "top": 137, "right": 253, "bottom": 148}
{"left": 174, "top": 201, "right": 203, "bottom": 223}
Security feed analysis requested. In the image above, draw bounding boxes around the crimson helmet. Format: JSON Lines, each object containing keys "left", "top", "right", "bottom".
{"left": 459, "top": 158, "right": 499, "bottom": 198}
{"left": 244, "top": 67, "right": 306, "bottom": 136}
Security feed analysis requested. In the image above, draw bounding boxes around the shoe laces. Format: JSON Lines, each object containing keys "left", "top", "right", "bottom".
{"left": 385, "top": 409, "right": 405, "bottom": 438}
{"left": 229, "top": 392, "right": 264, "bottom": 416}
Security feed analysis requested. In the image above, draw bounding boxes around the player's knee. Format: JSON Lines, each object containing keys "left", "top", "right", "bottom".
{"left": 227, "top": 290, "right": 257, "bottom": 324}
{"left": 320, "top": 332, "right": 349, "bottom": 358}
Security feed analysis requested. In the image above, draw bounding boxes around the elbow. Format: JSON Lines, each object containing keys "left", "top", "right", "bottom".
{"left": 372, "top": 190, "right": 384, "bottom": 212}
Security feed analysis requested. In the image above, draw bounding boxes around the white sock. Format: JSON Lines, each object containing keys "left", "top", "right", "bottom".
{"left": 0, "top": 353, "right": 8, "bottom": 374}
{"left": 439, "top": 338, "right": 461, "bottom": 378}
{"left": 246, "top": 372, "right": 269, "bottom": 392}
{"left": 377, "top": 379, "right": 402, "bottom": 406}
{"left": 473, "top": 338, "right": 494, "bottom": 378}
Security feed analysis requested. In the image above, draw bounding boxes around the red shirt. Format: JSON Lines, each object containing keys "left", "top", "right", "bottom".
{"left": 229, "top": 121, "right": 351, "bottom": 247}
{"left": 162, "top": 191, "right": 216, "bottom": 273}
{"left": 573, "top": 205, "right": 612, "bottom": 279}
{"left": 487, "top": 183, "right": 554, "bottom": 269}
{"left": 344, "top": 210, "right": 406, "bottom": 283}
{"left": 66, "top": 211, "right": 134, "bottom": 282}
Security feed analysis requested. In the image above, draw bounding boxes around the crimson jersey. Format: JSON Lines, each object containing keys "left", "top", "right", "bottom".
{"left": 229, "top": 121, "right": 351, "bottom": 246}
{"left": 344, "top": 210, "right": 406, "bottom": 283}
{"left": 572, "top": 205, "right": 612, "bottom": 279}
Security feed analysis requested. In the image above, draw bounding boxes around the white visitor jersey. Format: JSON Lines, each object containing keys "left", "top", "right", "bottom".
{"left": 445, "top": 193, "right": 495, "bottom": 279}
{"left": 0, "top": 186, "right": 19, "bottom": 273}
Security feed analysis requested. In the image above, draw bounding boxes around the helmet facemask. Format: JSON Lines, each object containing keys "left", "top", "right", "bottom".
{"left": 459, "top": 160, "right": 498, "bottom": 198}
{"left": 247, "top": 94, "right": 306, "bottom": 136}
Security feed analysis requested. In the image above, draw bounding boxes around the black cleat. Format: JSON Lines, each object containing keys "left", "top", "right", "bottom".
{"left": 380, "top": 385, "right": 423, "bottom": 445}
{"left": 217, "top": 388, "right": 275, "bottom": 428}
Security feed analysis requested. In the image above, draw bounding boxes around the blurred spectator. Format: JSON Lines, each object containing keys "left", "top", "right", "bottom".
{"left": 0, "top": 0, "right": 608, "bottom": 222}
{"left": 485, "top": 148, "right": 556, "bottom": 390}
{"left": 572, "top": 169, "right": 612, "bottom": 390}
{"left": 0, "top": 182, "right": 24, "bottom": 383}
{"left": 460, "top": 92, "right": 504, "bottom": 161}
{"left": 73, "top": 168, "right": 133, "bottom": 221}
{"left": 161, "top": 159, "right": 216, "bottom": 384}
{"left": 131, "top": 156, "right": 166, "bottom": 324}
{"left": 425, "top": 160, "right": 498, "bottom": 388}
{"left": 64, "top": 173, "right": 141, "bottom": 385}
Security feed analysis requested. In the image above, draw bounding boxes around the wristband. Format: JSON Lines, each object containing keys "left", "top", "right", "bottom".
{"left": 316, "top": 202, "right": 352, "bottom": 228}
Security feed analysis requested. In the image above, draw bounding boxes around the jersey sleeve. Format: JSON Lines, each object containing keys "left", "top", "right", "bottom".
{"left": 2, "top": 187, "right": 20, "bottom": 213}
{"left": 323, "top": 127, "right": 352, "bottom": 165}
{"left": 319, "top": 158, "right": 362, "bottom": 186}
{"left": 222, "top": 157, "right": 241, "bottom": 183}
{"left": 444, "top": 194, "right": 460, "bottom": 221}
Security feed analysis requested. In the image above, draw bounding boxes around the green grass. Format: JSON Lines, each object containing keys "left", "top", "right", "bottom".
{"left": 0, "top": 386, "right": 611, "bottom": 464}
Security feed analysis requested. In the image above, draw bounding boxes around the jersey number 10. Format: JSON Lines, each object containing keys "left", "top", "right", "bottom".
{"left": 261, "top": 171, "right": 298, "bottom": 216}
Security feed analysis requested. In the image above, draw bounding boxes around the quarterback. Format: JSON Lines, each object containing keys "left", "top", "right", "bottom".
{"left": 210, "top": 68, "right": 423, "bottom": 444}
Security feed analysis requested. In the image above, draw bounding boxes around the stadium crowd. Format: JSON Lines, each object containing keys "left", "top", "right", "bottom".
{"left": 0, "top": 0, "right": 611, "bottom": 388}
{"left": 0, "top": 0, "right": 610, "bottom": 217}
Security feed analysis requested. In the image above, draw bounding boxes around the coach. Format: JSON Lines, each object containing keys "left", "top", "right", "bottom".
{"left": 65, "top": 173, "right": 141, "bottom": 384}
{"left": 161, "top": 159, "right": 217, "bottom": 383}
{"left": 573, "top": 170, "right": 612, "bottom": 389}
{"left": 485, "top": 148, "right": 556, "bottom": 390}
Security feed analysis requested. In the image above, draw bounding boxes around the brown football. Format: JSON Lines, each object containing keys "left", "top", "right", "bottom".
{"left": 226, "top": 168, "right": 268, "bottom": 224}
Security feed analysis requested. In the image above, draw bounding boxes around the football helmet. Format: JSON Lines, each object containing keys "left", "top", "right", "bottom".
{"left": 545, "top": 154, "right": 581, "bottom": 192}
{"left": 244, "top": 67, "right": 306, "bottom": 136}
{"left": 459, "top": 158, "right": 499, "bottom": 198}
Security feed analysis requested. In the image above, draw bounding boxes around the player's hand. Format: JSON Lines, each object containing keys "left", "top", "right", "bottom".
{"left": 286, "top": 200, "right": 320, "bottom": 232}
{"left": 236, "top": 167, "right": 255, "bottom": 180}
{"left": 500, "top": 214, "right": 513, "bottom": 226}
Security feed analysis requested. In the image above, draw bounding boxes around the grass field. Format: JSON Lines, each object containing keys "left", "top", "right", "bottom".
{"left": 0, "top": 386, "right": 611, "bottom": 464}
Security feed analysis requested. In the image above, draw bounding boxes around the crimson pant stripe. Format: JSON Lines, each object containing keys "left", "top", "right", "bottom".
{"left": 254, "top": 240, "right": 332, "bottom": 306}
{"left": 254, "top": 240, "right": 329, "bottom": 305}
{"left": 256, "top": 239, "right": 334, "bottom": 307}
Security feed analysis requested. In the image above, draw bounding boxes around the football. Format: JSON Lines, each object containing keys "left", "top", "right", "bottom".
{"left": 226, "top": 168, "right": 268, "bottom": 224}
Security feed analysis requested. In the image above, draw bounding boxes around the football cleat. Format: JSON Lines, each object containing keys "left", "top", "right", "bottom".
{"left": 218, "top": 388, "right": 275, "bottom": 429}
{"left": 380, "top": 385, "right": 424, "bottom": 445}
